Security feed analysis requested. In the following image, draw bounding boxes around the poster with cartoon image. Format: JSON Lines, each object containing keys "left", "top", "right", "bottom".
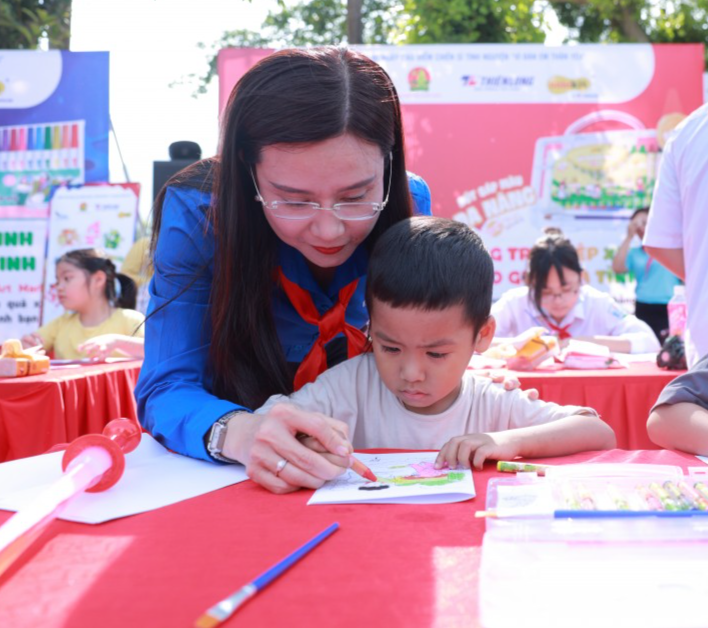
{"left": 42, "top": 183, "right": 139, "bottom": 324}
{"left": 308, "top": 452, "right": 476, "bottom": 505}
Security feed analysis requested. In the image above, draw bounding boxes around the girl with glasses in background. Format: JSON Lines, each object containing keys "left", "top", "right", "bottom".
{"left": 491, "top": 233, "right": 660, "bottom": 355}
{"left": 135, "top": 46, "right": 433, "bottom": 494}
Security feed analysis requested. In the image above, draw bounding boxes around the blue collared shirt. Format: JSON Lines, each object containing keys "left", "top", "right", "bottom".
{"left": 136, "top": 173, "right": 432, "bottom": 460}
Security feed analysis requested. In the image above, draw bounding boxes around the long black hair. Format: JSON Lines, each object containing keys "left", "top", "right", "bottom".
{"left": 58, "top": 248, "right": 137, "bottom": 310}
{"left": 150, "top": 46, "right": 414, "bottom": 409}
{"left": 526, "top": 233, "right": 583, "bottom": 313}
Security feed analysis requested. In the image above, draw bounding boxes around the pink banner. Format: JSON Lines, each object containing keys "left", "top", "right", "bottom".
{"left": 218, "top": 44, "right": 704, "bottom": 301}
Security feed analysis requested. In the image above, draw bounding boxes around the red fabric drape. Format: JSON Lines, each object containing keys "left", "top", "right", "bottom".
{"left": 513, "top": 362, "right": 683, "bottom": 449}
{"left": 0, "top": 361, "right": 141, "bottom": 462}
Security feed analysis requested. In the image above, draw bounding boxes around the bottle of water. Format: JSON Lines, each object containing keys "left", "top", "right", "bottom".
{"left": 667, "top": 285, "right": 687, "bottom": 337}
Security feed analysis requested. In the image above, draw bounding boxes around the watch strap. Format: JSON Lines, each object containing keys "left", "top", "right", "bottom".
{"left": 206, "top": 411, "right": 244, "bottom": 463}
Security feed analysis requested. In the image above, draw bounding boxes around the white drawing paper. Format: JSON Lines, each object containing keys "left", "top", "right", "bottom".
{"left": 308, "top": 452, "right": 475, "bottom": 505}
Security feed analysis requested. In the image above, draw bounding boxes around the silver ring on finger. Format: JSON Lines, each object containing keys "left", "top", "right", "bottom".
{"left": 275, "top": 458, "right": 289, "bottom": 477}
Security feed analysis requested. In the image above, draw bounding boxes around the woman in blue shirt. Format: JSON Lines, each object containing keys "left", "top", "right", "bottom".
{"left": 612, "top": 207, "right": 681, "bottom": 341}
{"left": 136, "top": 46, "right": 431, "bottom": 494}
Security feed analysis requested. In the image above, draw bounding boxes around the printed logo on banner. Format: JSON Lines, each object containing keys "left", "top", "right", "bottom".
{"left": 461, "top": 75, "right": 534, "bottom": 90}
{"left": 408, "top": 67, "right": 430, "bottom": 91}
{"left": 547, "top": 76, "right": 591, "bottom": 94}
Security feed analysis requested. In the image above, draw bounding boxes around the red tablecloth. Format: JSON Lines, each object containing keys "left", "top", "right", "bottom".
{"left": 0, "top": 360, "right": 141, "bottom": 462}
{"left": 0, "top": 448, "right": 700, "bottom": 628}
{"left": 513, "top": 362, "right": 683, "bottom": 450}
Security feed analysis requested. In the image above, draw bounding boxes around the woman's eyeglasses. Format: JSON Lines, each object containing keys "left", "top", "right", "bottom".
{"left": 250, "top": 153, "right": 393, "bottom": 221}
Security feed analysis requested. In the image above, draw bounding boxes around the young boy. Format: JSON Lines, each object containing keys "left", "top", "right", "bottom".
{"left": 256, "top": 216, "right": 616, "bottom": 469}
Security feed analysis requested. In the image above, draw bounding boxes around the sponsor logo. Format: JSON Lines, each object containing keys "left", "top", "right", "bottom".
{"left": 548, "top": 75, "right": 591, "bottom": 94}
{"left": 408, "top": 67, "right": 430, "bottom": 91}
{"left": 461, "top": 75, "right": 534, "bottom": 89}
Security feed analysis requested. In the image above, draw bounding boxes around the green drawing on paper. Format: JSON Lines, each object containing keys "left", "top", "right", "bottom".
{"left": 378, "top": 461, "right": 465, "bottom": 487}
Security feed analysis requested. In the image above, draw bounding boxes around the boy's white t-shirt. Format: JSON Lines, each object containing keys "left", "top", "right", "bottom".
{"left": 256, "top": 353, "right": 597, "bottom": 450}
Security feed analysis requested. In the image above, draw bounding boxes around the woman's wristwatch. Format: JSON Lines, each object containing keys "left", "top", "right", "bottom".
{"left": 206, "top": 411, "right": 244, "bottom": 463}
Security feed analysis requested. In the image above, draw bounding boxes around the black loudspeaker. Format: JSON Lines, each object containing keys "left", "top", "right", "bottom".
{"left": 169, "top": 141, "right": 202, "bottom": 161}
{"left": 152, "top": 159, "right": 196, "bottom": 202}
{"left": 152, "top": 141, "right": 203, "bottom": 202}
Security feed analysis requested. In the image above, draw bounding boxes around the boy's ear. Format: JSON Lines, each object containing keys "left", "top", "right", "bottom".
{"left": 474, "top": 315, "right": 496, "bottom": 353}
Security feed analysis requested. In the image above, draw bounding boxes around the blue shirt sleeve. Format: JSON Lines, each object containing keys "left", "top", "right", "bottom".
{"left": 135, "top": 186, "right": 245, "bottom": 461}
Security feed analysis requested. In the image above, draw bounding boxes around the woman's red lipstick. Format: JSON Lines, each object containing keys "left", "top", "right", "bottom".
{"left": 313, "top": 246, "right": 344, "bottom": 255}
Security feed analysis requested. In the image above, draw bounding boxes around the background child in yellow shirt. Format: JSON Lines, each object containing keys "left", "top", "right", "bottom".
{"left": 21, "top": 248, "right": 145, "bottom": 360}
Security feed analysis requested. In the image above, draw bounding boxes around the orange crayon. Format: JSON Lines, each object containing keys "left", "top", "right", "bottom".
{"left": 350, "top": 455, "right": 377, "bottom": 481}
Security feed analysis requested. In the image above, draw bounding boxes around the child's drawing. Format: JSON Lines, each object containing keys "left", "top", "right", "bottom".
{"left": 309, "top": 452, "right": 475, "bottom": 505}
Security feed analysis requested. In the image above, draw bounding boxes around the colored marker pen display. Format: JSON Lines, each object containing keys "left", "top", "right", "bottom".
{"left": 0, "top": 121, "right": 85, "bottom": 210}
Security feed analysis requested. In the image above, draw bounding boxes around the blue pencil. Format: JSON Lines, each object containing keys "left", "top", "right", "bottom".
{"left": 553, "top": 509, "right": 708, "bottom": 519}
{"left": 194, "top": 523, "right": 339, "bottom": 628}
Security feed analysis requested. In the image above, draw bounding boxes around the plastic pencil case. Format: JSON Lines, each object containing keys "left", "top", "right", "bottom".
{"left": 484, "top": 464, "right": 708, "bottom": 540}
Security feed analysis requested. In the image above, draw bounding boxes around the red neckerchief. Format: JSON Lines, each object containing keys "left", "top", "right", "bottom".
{"left": 277, "top": 268, "right": 368, "bottom": 390}
{"left": 543, "top": 318, "right": 573, "bottom": 340}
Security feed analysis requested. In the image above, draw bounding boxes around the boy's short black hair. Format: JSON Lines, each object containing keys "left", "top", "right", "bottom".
{"left": 365, "top": 216, "right": 494, "bottom": 334}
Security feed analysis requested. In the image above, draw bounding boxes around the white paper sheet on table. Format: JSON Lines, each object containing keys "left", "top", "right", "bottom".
{"left": 0, "top": 434, "right": 249, "bottom": 524}
{"left": 308, "top": 452, "right": 475, "bottom": 505}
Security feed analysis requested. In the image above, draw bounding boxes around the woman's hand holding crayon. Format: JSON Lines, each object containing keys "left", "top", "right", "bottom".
{"left": 222, "top": 402, "right": 352, "bottom": 494}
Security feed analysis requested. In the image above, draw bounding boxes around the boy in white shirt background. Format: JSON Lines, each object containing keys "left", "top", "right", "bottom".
{"left": 257, "top": 216, "right": 615, "bottom": 470}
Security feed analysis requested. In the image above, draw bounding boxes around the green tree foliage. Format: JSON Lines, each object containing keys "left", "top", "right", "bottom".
{"left": 0, "top": 0, "right": 72, "bottom": 49}
{"left": 399, "top": 0, "right": 546, "bottom": 44}
{"left": 179, "top": 0, "right": 398, "bottom": 95}
{"left": 550, "top": 0, "right": 708, "bottom": 64}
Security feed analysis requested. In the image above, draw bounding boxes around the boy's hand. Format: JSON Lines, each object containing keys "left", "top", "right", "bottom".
{"left": 436, "top": 432, "right": 521, "bottom": 470}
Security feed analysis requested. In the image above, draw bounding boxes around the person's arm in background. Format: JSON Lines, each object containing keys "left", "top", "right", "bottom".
{"left": 575, "top": 292, "right": 660, "bottom": 354}
{"left": 78, "top": 334, "right": 144, "bottom": 359}
{"left": 643, "top": 246, "right": 685, "bottom": 280}
{"left": 647, "top": 355, "right": 708, "bottom": 454}
{"left": 612, "top": 220, "right": 639, "bottom": 274}
{"left": 647, "top": 403, "right": 708, "bottom": 454}
{"left": 643, "top": 134, "right": 685, "bottom": 280}
{"left": 22, "top": 315, "right": 61, "bottom": 352}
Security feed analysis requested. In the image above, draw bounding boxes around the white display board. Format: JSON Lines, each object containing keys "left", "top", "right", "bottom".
{"left": 0, "top": 220, "right": 48, "bottom": 340}
{"left": 42, "top": 183, "right": 139, "bottom": 324}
